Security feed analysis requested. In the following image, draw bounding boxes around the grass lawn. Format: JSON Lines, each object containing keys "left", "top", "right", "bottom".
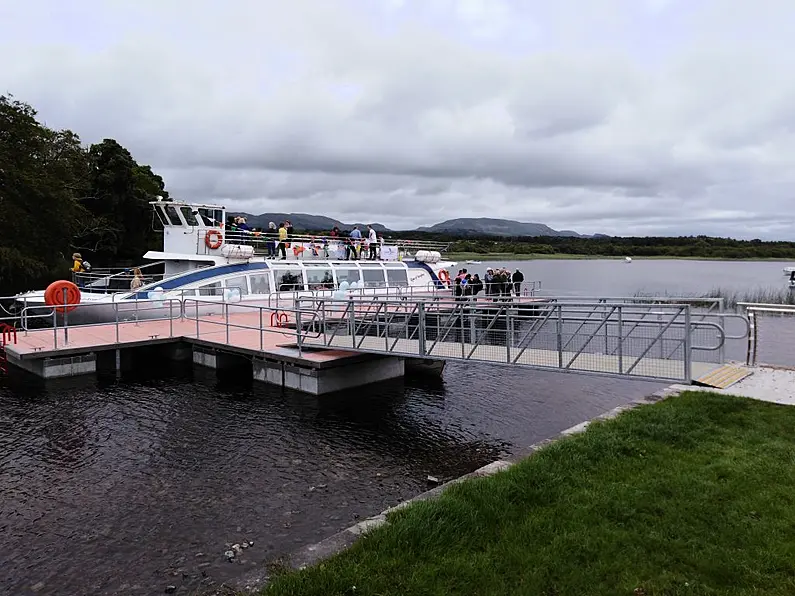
{"left": 262, "top": 391, "right": 795, "bottom": 596}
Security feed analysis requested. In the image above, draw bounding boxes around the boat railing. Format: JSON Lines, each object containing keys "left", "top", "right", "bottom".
{"left": 220, "top": 230, "right": 451, "bottom": 256}
{"left": 71, "top": 261, "right": 167, "bottom": 293}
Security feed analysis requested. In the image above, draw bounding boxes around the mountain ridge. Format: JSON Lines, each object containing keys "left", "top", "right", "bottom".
{"left": 229, "top": 212, "right": 598, "bottom": 237}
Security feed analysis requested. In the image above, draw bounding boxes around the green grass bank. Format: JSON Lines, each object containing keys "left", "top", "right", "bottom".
{"left": 262, "top": 391, "right": 795, "bottom": 596}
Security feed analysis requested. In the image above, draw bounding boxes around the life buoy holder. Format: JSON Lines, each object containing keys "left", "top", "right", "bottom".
{"left": 438, "top": 269, "right": 451, "bottom": 286}
{"left": 44, "top": 280, "right": 82, "bottom": 313}
{"left": 205, "top": 229, "right": 223, "bottom": 249}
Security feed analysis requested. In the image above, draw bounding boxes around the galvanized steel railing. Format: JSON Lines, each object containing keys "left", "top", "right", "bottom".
{"left": 295, "top": 297, "right": 740, "bottom": 383}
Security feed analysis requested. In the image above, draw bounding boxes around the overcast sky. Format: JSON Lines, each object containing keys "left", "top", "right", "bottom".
{"left": 2, "top": 0, "right": 794, "bottom": 238}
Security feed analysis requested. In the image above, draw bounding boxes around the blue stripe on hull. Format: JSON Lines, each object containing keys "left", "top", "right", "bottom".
{"left": 129, "top": 262, "right": 271, "bottom": 299}
{"left": 406, "top": 261, "right": 445, "bottom": 288}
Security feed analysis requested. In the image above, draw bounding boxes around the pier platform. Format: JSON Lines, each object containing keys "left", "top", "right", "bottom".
{"left": 3, "top": 312, "right": 406, "bottom": 395}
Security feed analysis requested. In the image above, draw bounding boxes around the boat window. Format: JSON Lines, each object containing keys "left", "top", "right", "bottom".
{"left": 305, "top": 267, "right": 334, "bottom": 290}
{"left": 198, "top": 281, "right": 222, "bottom": 296}
{"left": 386, "top": 269, "right": 409, "bottom": 287}
{"left": 164, "top": 204, "right": 182, "bottom": 226}
{"left": 180, "top": 206, "right": 198, "bottom": 226}
{"left": 274, "top": 268, "right": 305, "bottom": 292}
{"left": 180, "top": 289, "right": 196, "bottom": 297}
{"left": 333, "top": 267, "right": 360, "bottom": 286}
{"left": 224, "top": 276, "right": 249, "bottom": 295}
{"left": 154, "top": 206, "right": 169, "bottom": 226}
{"left": 249, "top": 273, "right": 271, "bottom": 294}
{"left": 362, "top": 268, "right": 386, "bottom": 288}
{"left": 197, "top": 208, "right": 223, "bottom": 227}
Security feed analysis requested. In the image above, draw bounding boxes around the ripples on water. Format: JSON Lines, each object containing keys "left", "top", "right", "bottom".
{"left": 0, "top": 357, "right": 662, "bottom": 595}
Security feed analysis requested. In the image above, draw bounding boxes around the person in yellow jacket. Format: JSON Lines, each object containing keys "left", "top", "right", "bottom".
{"left": 71, "top": 253, "right": 85, "bottom": 273}
{"left": 277, "top": 222, "right": 288, "bottom": 259}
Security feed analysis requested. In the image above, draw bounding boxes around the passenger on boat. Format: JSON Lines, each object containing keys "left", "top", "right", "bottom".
{"left": 512, "top": 268, "right": 524, "bottom": 296}
{"left": 470, "top": 274, "right": 484, "bottom": 296}
{"left": 484, "top": 268, "right": 494, "bottom": 296}
{"left": 130, "top": 267, "right": 144, "bottom": 290}
{"left": 277, "top": 222, "right": 288, "bottom": 259}
{"left": 330, "top": 226, "right": 340, "bottom": 237}
{"left": 285, "top": 220, "right": 294, "bottom": 238}
{"left": 71, "top": 253, "right": 85, "bottom": 273}
{"left": 266, "top": 222, "right": 277, "bottom": 258}
{"left": 367, "top": 225, "right": 378, "bottom": 260}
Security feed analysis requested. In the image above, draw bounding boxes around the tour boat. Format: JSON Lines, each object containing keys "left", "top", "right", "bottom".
{"left": 13, "top": 199, "right": 458, "bottom": 325}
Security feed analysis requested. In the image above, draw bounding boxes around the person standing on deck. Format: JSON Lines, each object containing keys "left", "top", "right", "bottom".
{"left": 512, "top": 268, "right": 524, "bottom": 296}
{"left": 367, "top": 225, "right": 378, "bottom": 260}
{"left": 277, "top": 222, "right": 288, "bottom": 259}
{"left": 484, "top": 268, "right": 494, "bottom": 296}
{"left": 350, "top": 226, "right": 362, "bottom": 259}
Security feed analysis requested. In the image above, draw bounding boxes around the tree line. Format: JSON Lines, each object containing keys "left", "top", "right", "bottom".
{"left": 0, "top": 95, "right": 169, "bottom": 294}
{"left": 390, "top": 233, "right": 795, "bottom": 260}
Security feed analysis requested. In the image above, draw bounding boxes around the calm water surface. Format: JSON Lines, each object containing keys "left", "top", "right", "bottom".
{"left": 2, "top": 259, "right": 794, "bottom": 595}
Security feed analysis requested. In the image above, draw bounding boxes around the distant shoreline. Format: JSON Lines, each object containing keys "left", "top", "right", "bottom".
{"left": 447, "top": 252, "right": 795, "bottom": 263}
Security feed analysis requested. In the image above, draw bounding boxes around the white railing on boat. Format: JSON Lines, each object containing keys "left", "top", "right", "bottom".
{"left": 220, "top": 230, "right": 451, "bottom": 257}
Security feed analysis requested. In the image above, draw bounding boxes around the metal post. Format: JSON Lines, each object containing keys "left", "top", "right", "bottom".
{"left": 225, "top": 302, "right": 230, "bottom": 344}
{"left": 115, "top": 303, "right": 120, "bottom": 343}
{"left": 556, "top": 305, "right": 563, "bottom": 368}
{"left": 169, "top": 300, "right": 173, "bottom": 337}
{"left": 322, "top": 301, "right": 327, "bottom": 346}
{"left": 349, "top": 301, "right": 355, "bottom": 348}
{"left": 53, "top": 311, "right": 58, "bottom": 349}
{"left": 752, "top": 312, "right": 759, "bottom": 366}
{"left": 418, "top": 302, "right": 426, "bottom": 356}
{"left": 296, "top": 307, "right": 303, "bottom": 356}
{"left": 617, "top": 306, "right": 623, "bottom": 374}
{"left": 195, "top": 301, "right": 200, "bottom": 339}
{"left": 62, "top": 287, "right": 69, "bottom": 345}
{"left": 684, "top": 306, "right": 692, "bottom": 383}
{"left": 460, "top": 305, "right": 465, "bottom": 358}
{"left": 506, "top": 308, "right": 512, "bottom": 363}
{"left": 259, "top": 307, "right": 264, "bottom": 351}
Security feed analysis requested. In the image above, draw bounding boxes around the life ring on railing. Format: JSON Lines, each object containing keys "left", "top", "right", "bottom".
{"left": 44, "top": 280, "right": 82, "bottom": 313}
{"left": 205, "top": 229, "right": 223, "bottom": 249}
{"left": 438, "top": 269, "right": 451, "bottom": 286}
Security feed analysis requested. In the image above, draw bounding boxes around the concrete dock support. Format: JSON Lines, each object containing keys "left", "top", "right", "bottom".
{"left": 252, "top": 355, "right": 405, "bottom": 395}
{"left": 6, "top": 351, "right": 96, "bottom": 379}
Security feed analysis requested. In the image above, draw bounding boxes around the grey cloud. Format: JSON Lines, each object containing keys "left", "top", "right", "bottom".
{"left": 1, "top": 0, "right": 794, "bottom": 237}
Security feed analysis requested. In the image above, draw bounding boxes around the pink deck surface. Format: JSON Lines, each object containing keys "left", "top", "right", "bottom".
{"left": 5, "top": 312, "right": 357, "bottom": 365}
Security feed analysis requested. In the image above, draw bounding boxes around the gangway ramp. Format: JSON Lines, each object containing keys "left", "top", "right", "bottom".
{"left": 295, "top": 297, "right": 746, "bottom": 384}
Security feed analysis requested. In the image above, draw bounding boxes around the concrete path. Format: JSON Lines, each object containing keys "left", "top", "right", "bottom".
{"left": 672, "top": 365, "right": 795, "bottom": 406}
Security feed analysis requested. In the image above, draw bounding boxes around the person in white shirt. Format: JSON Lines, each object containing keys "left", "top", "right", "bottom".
{"left": 367, "top": 225, "right": 378, "bottom": 259}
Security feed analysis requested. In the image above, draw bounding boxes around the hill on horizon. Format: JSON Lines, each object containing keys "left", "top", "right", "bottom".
{"left": 228, "top": 212, "right": 602, "bottom": 238}
{"left": 229, "top": 212, "right": 389, "bottom": 233}
{"left": 416, "top": 217, "right": 591, "bottom": 237}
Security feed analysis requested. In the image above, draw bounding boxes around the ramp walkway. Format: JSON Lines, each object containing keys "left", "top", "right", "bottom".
{"left": 295, "top": 296, "right": 750, "bottom": 385}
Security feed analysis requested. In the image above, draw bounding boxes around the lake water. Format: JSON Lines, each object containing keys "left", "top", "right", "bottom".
{"left": 2, "top": 259, "right": 794, "bottom": 595}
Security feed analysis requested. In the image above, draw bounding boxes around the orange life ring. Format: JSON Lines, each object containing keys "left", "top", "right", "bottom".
{"left": 44, "top": 280, "right": 82, "bottom": 313}
{"left": 205, "top": 229, "right": 223, "bottom": 249}
{"left": 438, "top": 269, "right": 451, "bottom": 285}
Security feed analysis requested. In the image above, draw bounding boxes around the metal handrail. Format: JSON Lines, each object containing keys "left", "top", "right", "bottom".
{"left": 221, "top": 230, "right": 452, "bottom": 252}
{"left": 181, "top": 298, "right": 323, "bottom": 355}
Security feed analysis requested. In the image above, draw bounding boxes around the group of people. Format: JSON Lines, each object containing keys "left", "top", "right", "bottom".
{"left": 226, "top": 218, "right": 384, "bottom": 261}
{"left": 452, "top": 267, "right": 525, "bottom": 300}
